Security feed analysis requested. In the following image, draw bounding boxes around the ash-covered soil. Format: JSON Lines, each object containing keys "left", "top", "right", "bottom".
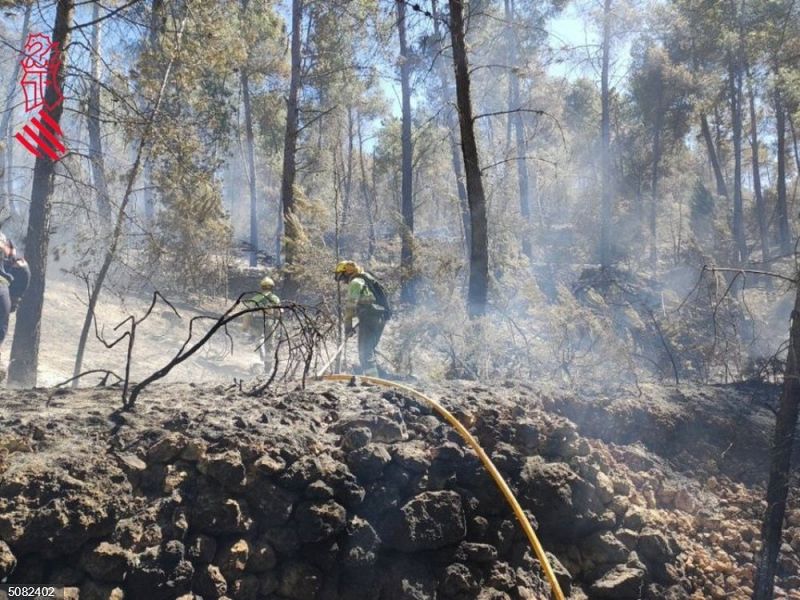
{"left": 0, "top": 380, "right": 798, "bottom": 600}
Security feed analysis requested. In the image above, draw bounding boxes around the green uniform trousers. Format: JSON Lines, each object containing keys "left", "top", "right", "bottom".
{"left": 357, "top": 308, "right": 386, "bottom": 377}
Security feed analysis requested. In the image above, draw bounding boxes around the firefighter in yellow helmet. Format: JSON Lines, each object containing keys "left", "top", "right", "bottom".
{"left": 334, "top": 260, "right": 390, "bottom": 376}
{"left": 244, "top": 276, "right": 281, "bottom": 373}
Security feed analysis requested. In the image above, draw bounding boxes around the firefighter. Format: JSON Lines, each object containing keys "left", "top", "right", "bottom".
{"left": 244, "top": 276, "right": 281, "bottom": 373}
{"left": 0, "top": 232, "right": 30, "bottom": 381}
{"left": 334, "top": 260, "right": 390, "bottom": 377}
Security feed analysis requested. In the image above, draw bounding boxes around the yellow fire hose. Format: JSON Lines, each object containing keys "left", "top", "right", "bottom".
{"left": 321, "top": 374, "right": 566, "bottom": 600}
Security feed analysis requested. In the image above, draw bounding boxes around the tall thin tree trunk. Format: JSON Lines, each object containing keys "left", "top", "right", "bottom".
{"left": 449, "top": 0, "right": 489, "bottom": 316}
{"left": 700, "top": 113, "right": 729, "bottom": 199}
{"left": 8, "top": 0, "right": 74, "bottom": 387}
{"left": 241, "top": 69, "right": 259, "bottom": 267}
{"left": 280, "top": 0, "right": 303, "bottom": 286}
{"left": 342, "top": 106, "right": 354, "bottom": 227}
{"left": 505, "top": 0, "right": 533, "bottom": 261}
{"left": 431, "top": 0, "right": 470, "bottom": 256}
{"left": 728, "top": 51, "right": 747, "bottom": 264}
{"left": 357, "top": 116, "right": 376, "bottom": 259}
{"left": 87, "top": 2, "right": 110, "bottom": 223}
{"left": 788, "top": 113, "right": 800, "bottom": 175}
{"left": 650, "top": 80, "right": 663, "bottom": 270}
{"left": 0, "top": 3, "right": 32, "bottom": 215}
{"left": 775, "top": 87, "right": 791, "bottom": 255}
{"left": 142, "top": 0, "right": 164, "bottom": 223}
{"left": 747, "top": 72, "right": 769, "bottom": 262}
{"left": 398, "top": 0, "right": 415, "bottom": 304}
{"left": 71, "top": 18, "right": 183, "bottom": 386}
{"left": 600, "top": 0, "right": 613, "bottom": 268}
{"left": 752, "top": 277, "right": 800, "bottom": 600}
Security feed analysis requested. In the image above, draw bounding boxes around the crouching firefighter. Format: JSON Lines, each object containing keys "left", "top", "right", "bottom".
{"left": 243, "top": 276, "right": 281, "bottom": 374}
{"left": 0, "top": 232, "right": 30, "bottom": 382}
{"left": 334, "top": 260, "right": 391, "bottom": 377}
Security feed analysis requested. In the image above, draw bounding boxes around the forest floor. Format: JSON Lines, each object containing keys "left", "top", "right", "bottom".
{"left": 1, "top": 270, "right": 324, "bottom": 388}
{"left": 1, "top": 275, "right": 799, "bottom": 599}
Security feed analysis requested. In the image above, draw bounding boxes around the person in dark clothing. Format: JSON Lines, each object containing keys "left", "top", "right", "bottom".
{"left": 0, "top": 233, "right": 30, "bottom": 381}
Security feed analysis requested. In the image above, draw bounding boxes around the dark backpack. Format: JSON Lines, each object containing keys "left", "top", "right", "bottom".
{"left": 360, "top": 272, "right": 392, "bottom": 319}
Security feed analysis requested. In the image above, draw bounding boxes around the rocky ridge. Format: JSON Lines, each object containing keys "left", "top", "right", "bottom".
{"left": 0, "top": 380, "right": 797, "bottom": 599}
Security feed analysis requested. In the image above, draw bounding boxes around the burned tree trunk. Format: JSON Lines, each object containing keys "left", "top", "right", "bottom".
{"left": 398, "top": 0, "right": 415, "bottom": 304}
{"left": 280, "top": 0, "right": 303, "bottom": 286}
{"left": 775, "top": 87, "right": 790, "bottom": 256}
{"left": 747, "top": 72, "right": 769, "bottom": 262}
{"left": 700, "top": 113, "right": 729, "bottom": 199}
{"left": 431, "top": 0, "right": 470, "bottom": 256}
{"left": 8, "top": 0, "right": 74, "bottom": 387}
{"left": 600, "top": 0, "right": 613, "bottom": 268}
{"left": 241, "top": 68, "right": 259, "bottom": 267}
{"left": 505, "top": 0, "right": 533, "bottom": 261}
{"left": 728, "top": 44, "right": 747, "bottom": 264}
{"left": 753, "top": 277, "right": 800, "bottom": 599}
{"left": 87, "top": 2, "right": 111, "bottom": 222}
{"left": 449, "top": 0, "right": 489, "bottom": 316}
{"left": 650, "top": 83, "right": 663, "bottom": 269}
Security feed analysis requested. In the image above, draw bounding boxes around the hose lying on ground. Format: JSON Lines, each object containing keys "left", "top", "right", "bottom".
{"left": 321, "top": 374, "right": 566, "bottom": 600}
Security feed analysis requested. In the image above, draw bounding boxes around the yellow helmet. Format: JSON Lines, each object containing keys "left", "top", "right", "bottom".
{"left": 334, "top": 260, "right": 362, "bottom": 281}
{"left": 260, "top": 276, "right": 275, "bottom": 290}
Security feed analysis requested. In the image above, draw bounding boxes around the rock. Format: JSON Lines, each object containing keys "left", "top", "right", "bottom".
{"left": 217, "top": 539, "right": 249, "bottom": 581}
{"left": 194, "top": 564, "right": 227, "bottom": 599}
{"left": 342, "top": 516, "right": 381, "bottom": 568}
{"left": 392, "top": 444, "right": 431, "bottom": 473}
{"left": 262, "top": 526, "right": 300, "bottom": 555}
{"left": 590, "top": 565, "right": 646, "bottom": 599}
{"left": 637, "top": 528, "right": 674, "bottom": 564}
{"left": 280, "top": 456, "right": 324, "bottom": 490}
{"left": 488, "top": 561, "right": 516, "bottom": 591}
{"left": 582, "top": 531, "right": 630, "bottom": 567}
{"left": 595, "top": 472, "right": 615, "bottom": 505}
{"left": 382, "top": 490, "right": 466, "bottom": 552}
{"left": 180, "top": 439, "right": 206, "bottom": 461}
{"left": 246, "top": 538, "right": 277, "bottom": 573}
{"left": 126, "top": 551, "right": 172, "bottom": 600}
{"left": 347, "top": 445, "right": 391, "bottom": 481}
{"left": 245, "top": 479, "right": 295, "bottom": 523}
{"left": 259, "top": 572, "right": 279, "bottom": 595}
{"left": 440, "top": 563, "right": 479, "bottom": 595}
{"left": 81, "top": 542, "right": 130, "bottom": 583}
{"left": 229, "top": 575, "right": 259, "bottom": 600}
{"left": 334, "top": 415, "right": 407, "bottom": 443}
{"left": 0, "top": 540, "right": 16, "bottom": 579}
{"left": 455, "top": 541, "right": 498, "bottom": 563}
{"left": 253, "top": 453, "right": 286, "bottom": 477}
{"left": 382, "top": 558, "right": 437, "bottom": 600}
{"left": 199, "top": 450, "right": 246, "bottom": 488}
{"left": 305, "top": 480, "right": 334, "bottom": 500}
{"left": 192, "top": 495, "right": 253, "bottom": 535}
{"left": 341, "top": 426, "right": 372, "bottom": 451}
{"left": 622, "top": 506, "right": 648, "bottom": 530}
{"left": 279, "top": 561, "right": 322, "bottom": 600}
{"left": 147, "top": 433, "right": 187, "bottom": 463}
{"left": 674, "top": 487, "right": 696, "bottom": 513}
{"left": 79, "top": 580, "right": 124, "bottom": 600}
{"left": 294, "top": 500, "right": 347, "bottom": 543}
{"left": 513, "top": 421, "right": 541, "bottom": 451}
{"left": 476, "top": 590, "right": 512, "bottom": 600}
{"left": 187, "top": 534, "right": 217, "bottom": 564}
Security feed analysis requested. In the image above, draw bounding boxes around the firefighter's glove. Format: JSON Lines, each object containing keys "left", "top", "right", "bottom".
{"left": 345, "top": 325, "right": 356, "bottom": 338}
{"left": 9, "top": 299, "right": 18, "bottom": 313}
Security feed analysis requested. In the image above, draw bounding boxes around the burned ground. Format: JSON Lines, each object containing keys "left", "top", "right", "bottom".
{"left": 0, "top": 380, "right": 798, "bottom": 599}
